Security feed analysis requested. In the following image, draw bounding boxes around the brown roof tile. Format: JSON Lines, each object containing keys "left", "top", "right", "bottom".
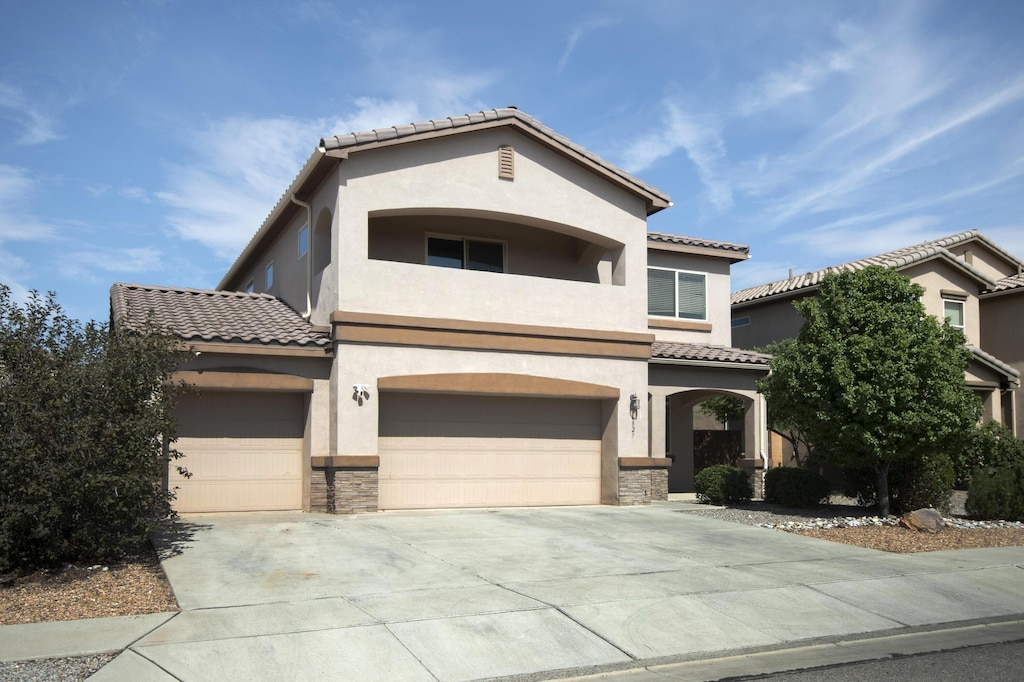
{"left": 110, "top": 283, "right": 331, "bottom": 349}
{"left": 651, "top": 341, "right": 771, "bottom": 367}
{"left": 647, "top": 231, "right": 750, "bottom": 256}
{"left": 731, "top": 230, "right": 1018, "bottom": 306}
{"left": 985, "top": 272, "right": 1024, "bottom": 294}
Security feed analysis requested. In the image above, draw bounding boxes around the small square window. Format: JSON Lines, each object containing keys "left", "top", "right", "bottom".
{"left": 298, "top": 225, "right": 309, "bottom": 258}
{"left": 943, "top": 299, "right": 965, "bottom": 330}
{"left": 265, "top": 262, "right": 274, "bottom": 289}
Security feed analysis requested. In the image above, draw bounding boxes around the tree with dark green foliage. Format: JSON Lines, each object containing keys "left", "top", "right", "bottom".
{"left": 0, "top": 285, "right": 187, "bottom": 574}
{"left": 759, "top": 339, "right": 816, "bottom": 467}
{"left": 757, "top": 267, "right": 981, "bottom": 517}
{"left": 697, "top": 395, "right": 746, "bottom": 429}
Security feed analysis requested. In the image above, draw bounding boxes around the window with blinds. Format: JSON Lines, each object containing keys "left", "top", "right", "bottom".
{"left": 647, "top": 267, "right": 707, "bottom": 320}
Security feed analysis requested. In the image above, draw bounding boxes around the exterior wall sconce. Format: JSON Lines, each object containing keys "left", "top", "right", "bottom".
{"left": 352, "top": 384, "right": 370, "bottom": 406}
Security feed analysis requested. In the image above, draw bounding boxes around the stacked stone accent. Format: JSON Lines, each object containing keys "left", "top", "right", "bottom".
{"left": 618, "top": 467, "right": 669, "bottom": 505}
{"left": 310, "top": 459, "right": 379, "bottom": 514}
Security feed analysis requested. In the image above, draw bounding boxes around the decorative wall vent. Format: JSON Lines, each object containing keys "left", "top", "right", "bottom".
{"left": 498, "top": 145, "right": 514, "bottom": 180}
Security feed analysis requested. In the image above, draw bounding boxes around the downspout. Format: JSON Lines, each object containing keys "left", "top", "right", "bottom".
{"left": 290, "top": 194, "right": 313, "bottom": 319}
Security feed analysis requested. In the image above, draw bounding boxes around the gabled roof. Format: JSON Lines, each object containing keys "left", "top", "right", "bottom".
{"left": 110, "top": 284, "right": 331, "bottom": 352}
{"left": 319, "top": 108, "right": 671, "bottom": 212}
{"left": 221, "top": 107, "right": 671, "bottom": 290}
{"left": 732, "top": 230, "right": 1013, "bottom": 307}
{"left": 651, "top": 341, "right": 771, "bottom": 369}
{"left": 647, "top": 232, "right": 750, "bottom": 262}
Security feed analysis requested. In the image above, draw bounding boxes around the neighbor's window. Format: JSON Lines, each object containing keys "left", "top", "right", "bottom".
{"left": 244, "top": 279, "right": 254, "bottom": 293}
{"left": 648, "top": 267, "right": 707, "bottom": 320}
{"left": 943, "top": 299, "right": 965, "bottom": 331}
{"left": 731, "top": 316, "right": 750, "bottom": 328}
{"left": 265, "top": 261, "right": 274, "bottom": 289}
{"left": 426, "top": 236, "right": 505, "bottom": 273}
{"left": 298, "top": 225, "right": 309, "bottom": 258}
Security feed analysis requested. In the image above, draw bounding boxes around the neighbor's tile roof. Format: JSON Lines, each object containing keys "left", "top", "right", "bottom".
{"left": 651, "top": 341, "right": 771, "bottom": 367}
{"left": 319, "top": 107, "right": 671, "bottom": 207}
{"left": 647, "top": 232, "right": 750, "bottom": 256}
{"left": 985, "top": 272, "right": 1024, "bottom": 294}
{"left": 731, "top": 230, "right": 1003, "bottom": 306}
{"left": 110, "top": 283, "right": 331, "bottom": 349}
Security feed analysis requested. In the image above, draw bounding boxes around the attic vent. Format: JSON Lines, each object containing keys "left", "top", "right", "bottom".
{"left": 498, "top": 145, "right": 514, "bottom": 180}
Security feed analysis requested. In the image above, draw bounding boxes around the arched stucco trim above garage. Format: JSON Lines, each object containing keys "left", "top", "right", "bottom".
{"left": 377, "top": 372, "right": 619, "bottom": 399}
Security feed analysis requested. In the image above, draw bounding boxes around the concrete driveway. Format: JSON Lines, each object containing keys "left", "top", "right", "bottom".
{"left": 94, "top": 504, "right": 1024, "bottom": 681}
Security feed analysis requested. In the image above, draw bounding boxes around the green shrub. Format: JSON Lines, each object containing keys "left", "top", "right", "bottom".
{"left": 694, "top": 465, "right": 752, "bottom": 505}
{"left": 842, "top": 452, "right": 954, "bottom": 515}
{"left": 966, "top": 463, "right": 1024, "bottom": 521}
{"left": 955, "top": 422, "right": 1024, "bottom": 488}
{"left": 764, "top": 467, "right": 831, "bottom": 507}
{"left": 0, "top": 287, "right": 185, "bottom": 574}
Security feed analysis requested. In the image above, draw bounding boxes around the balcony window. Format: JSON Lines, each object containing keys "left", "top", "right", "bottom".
{"left": 427, "top": 235, "right": 505, "bottom": 273}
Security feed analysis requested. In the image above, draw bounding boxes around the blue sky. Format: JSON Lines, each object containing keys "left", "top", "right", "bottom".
{"left": 2, "top": 0, "right": 1023, "bottom": 323}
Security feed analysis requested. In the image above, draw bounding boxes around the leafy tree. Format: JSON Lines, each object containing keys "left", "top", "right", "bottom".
{"left": 0, "top": 286, "right": 186, "bottom": 573}
{"left": 697, "top": 395, "right": 746, "bottom": 429}
{"left": 759, "top": 339, "right": 816, "bottom": 467}
{"left": 757, "top": 267, "right": 981, "bottom": 516}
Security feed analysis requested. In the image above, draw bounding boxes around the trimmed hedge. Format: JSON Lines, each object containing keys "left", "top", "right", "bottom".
{"left": 694, "top": 465, "right": 752, "bottom": 505}
{"left": 764, "top": 467, "right": 831, "bottom": 507}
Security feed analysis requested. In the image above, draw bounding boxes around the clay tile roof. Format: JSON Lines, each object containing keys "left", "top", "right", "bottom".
{"left": 110, "top": 283, "right": 331, "bottom": 349}
{"left": 651, "top": 341, "right": 771, "bottom": 367}
{"left": 985, "top": 272, "right": 1024, "bottom": 294}
{"left": 318, "top": 107, "right": 671, "bottom": 208}
{"left": 647, "top": 231, "right": 750, "bottom": 256}
{"left": 969, "top": 345, "right": 1020, "bottom": 384}
{"left": 731, "top": 230, "right": 1003, "bottom": 306}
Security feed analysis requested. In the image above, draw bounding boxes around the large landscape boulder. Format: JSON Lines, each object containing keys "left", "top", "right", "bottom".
{"left": 900, "top": 508, "right": 946, "bottom": 533}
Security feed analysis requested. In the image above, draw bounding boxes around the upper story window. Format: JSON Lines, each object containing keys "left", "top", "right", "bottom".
{"left": 648, "top": 267, "right": 707, "bottom": 320}
{"left": 265, "top": 262, "right": 274, "bottom": 289}
{"left": 426, "top": 235, "right": 505, "bottom": 273}
{"left": 943, "top": 298, "right": 965, "bottom": 331}
{"left": 298, "top": 225, "right": 309, "bottom": 258}
{"left": 244, "top": 278, "right": 254, "bottom": 294}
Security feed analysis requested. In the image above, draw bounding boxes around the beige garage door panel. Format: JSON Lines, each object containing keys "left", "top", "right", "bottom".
{"left": 171, "top": 392, "right": 304, "bottom": 513}
{"left": 379, "top": 394, "right": 601, "bottom": 510}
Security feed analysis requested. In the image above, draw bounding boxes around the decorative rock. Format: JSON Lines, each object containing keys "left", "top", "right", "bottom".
{"left": 900, "top": 508, "right": 945, "bottom": 534}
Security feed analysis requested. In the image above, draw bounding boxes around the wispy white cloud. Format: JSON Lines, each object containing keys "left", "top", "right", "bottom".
{"left": 558, "top": 16, "right": 617, "bottom": 73}
{"left": 0, "top": 165, "right": 57, "bottom": 241}
{"left": 0, "top": 83, "right": 62, "bottom": 145}
{"left": 622, "top": 102, "right": 732, "bottom": 213}
{"left": 57, "top": 246, "right": 162, "bottom": 282}
{"left": 784, "top": 215, "right": 945, "bottom": 261}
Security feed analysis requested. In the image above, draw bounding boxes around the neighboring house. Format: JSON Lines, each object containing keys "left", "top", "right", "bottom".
{"left": 731, "top": 230, "right": 1022, "bottom": 466}
{"left": 111, "top": 108, "right": 768, "bottom": 514}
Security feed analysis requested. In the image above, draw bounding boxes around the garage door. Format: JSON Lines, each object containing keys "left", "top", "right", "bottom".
{"left": 171, "top": 392, "right": 304, "bottom": 512}
{"left": 379, "top": 393, "right": 601, "bottom": 510}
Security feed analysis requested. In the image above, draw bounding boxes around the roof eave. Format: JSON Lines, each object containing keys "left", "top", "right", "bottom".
{"left": 647, "top": 241, "right": 750, "bottom": 262}
{"left": 218, "top": 148, "right": 332, "bottom": 291}
{"left": 649, "top": 357, "right": 770, "bottom": 371}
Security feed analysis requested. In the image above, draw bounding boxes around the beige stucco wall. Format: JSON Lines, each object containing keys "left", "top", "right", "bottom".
{"left": 322, "top": 128, "right": 650, "bottom": 333}
{"left": 731, "top": 295, "right": 805, "bottom": 350}
{"left": 944, "top": 241, "right": 1019, "bottom": 282}
{"left": 646, "top": 250, "right": 733, "bottom": 346}
{"left": 332, "top": 344, "right": 650, "bottom": 460}
{"left": 900, "top": 261, "right": 982, "bottom": 345}
{"left": 981, "top": 290, "right": 1024, "bottom": 433}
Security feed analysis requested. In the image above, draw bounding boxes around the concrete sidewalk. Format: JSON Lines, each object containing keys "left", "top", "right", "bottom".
{"left": 3, "top": 503, "right": 1024, "bottom": 681}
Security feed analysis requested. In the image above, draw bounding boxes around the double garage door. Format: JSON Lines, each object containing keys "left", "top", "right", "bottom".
{"left": 170, "top": 392, "right": 304, "bottom": 513}
{"left": 378, "top": 393, "right": 602, "bottom": 510}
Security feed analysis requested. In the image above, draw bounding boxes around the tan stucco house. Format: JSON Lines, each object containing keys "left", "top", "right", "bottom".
{"left": 731, "top": 230, "right": 1022, "bottom": 466}
{"left": 111, "top": 108, "right": 769, "bottom": 514}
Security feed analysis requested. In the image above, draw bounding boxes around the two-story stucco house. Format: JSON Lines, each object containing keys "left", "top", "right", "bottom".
{"left": 111, "top": 108, "right": 769, "bottom": 514}
{"left": 730, "top": 230, "right": 1022, "bottom": 466}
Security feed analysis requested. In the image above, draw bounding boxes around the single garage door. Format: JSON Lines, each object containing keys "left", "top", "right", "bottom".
{"left": 171, "top": 391, "right": 305, "bottom": 512}
{"left": 378, "top": 393, "right": 602, "bottom": 510}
